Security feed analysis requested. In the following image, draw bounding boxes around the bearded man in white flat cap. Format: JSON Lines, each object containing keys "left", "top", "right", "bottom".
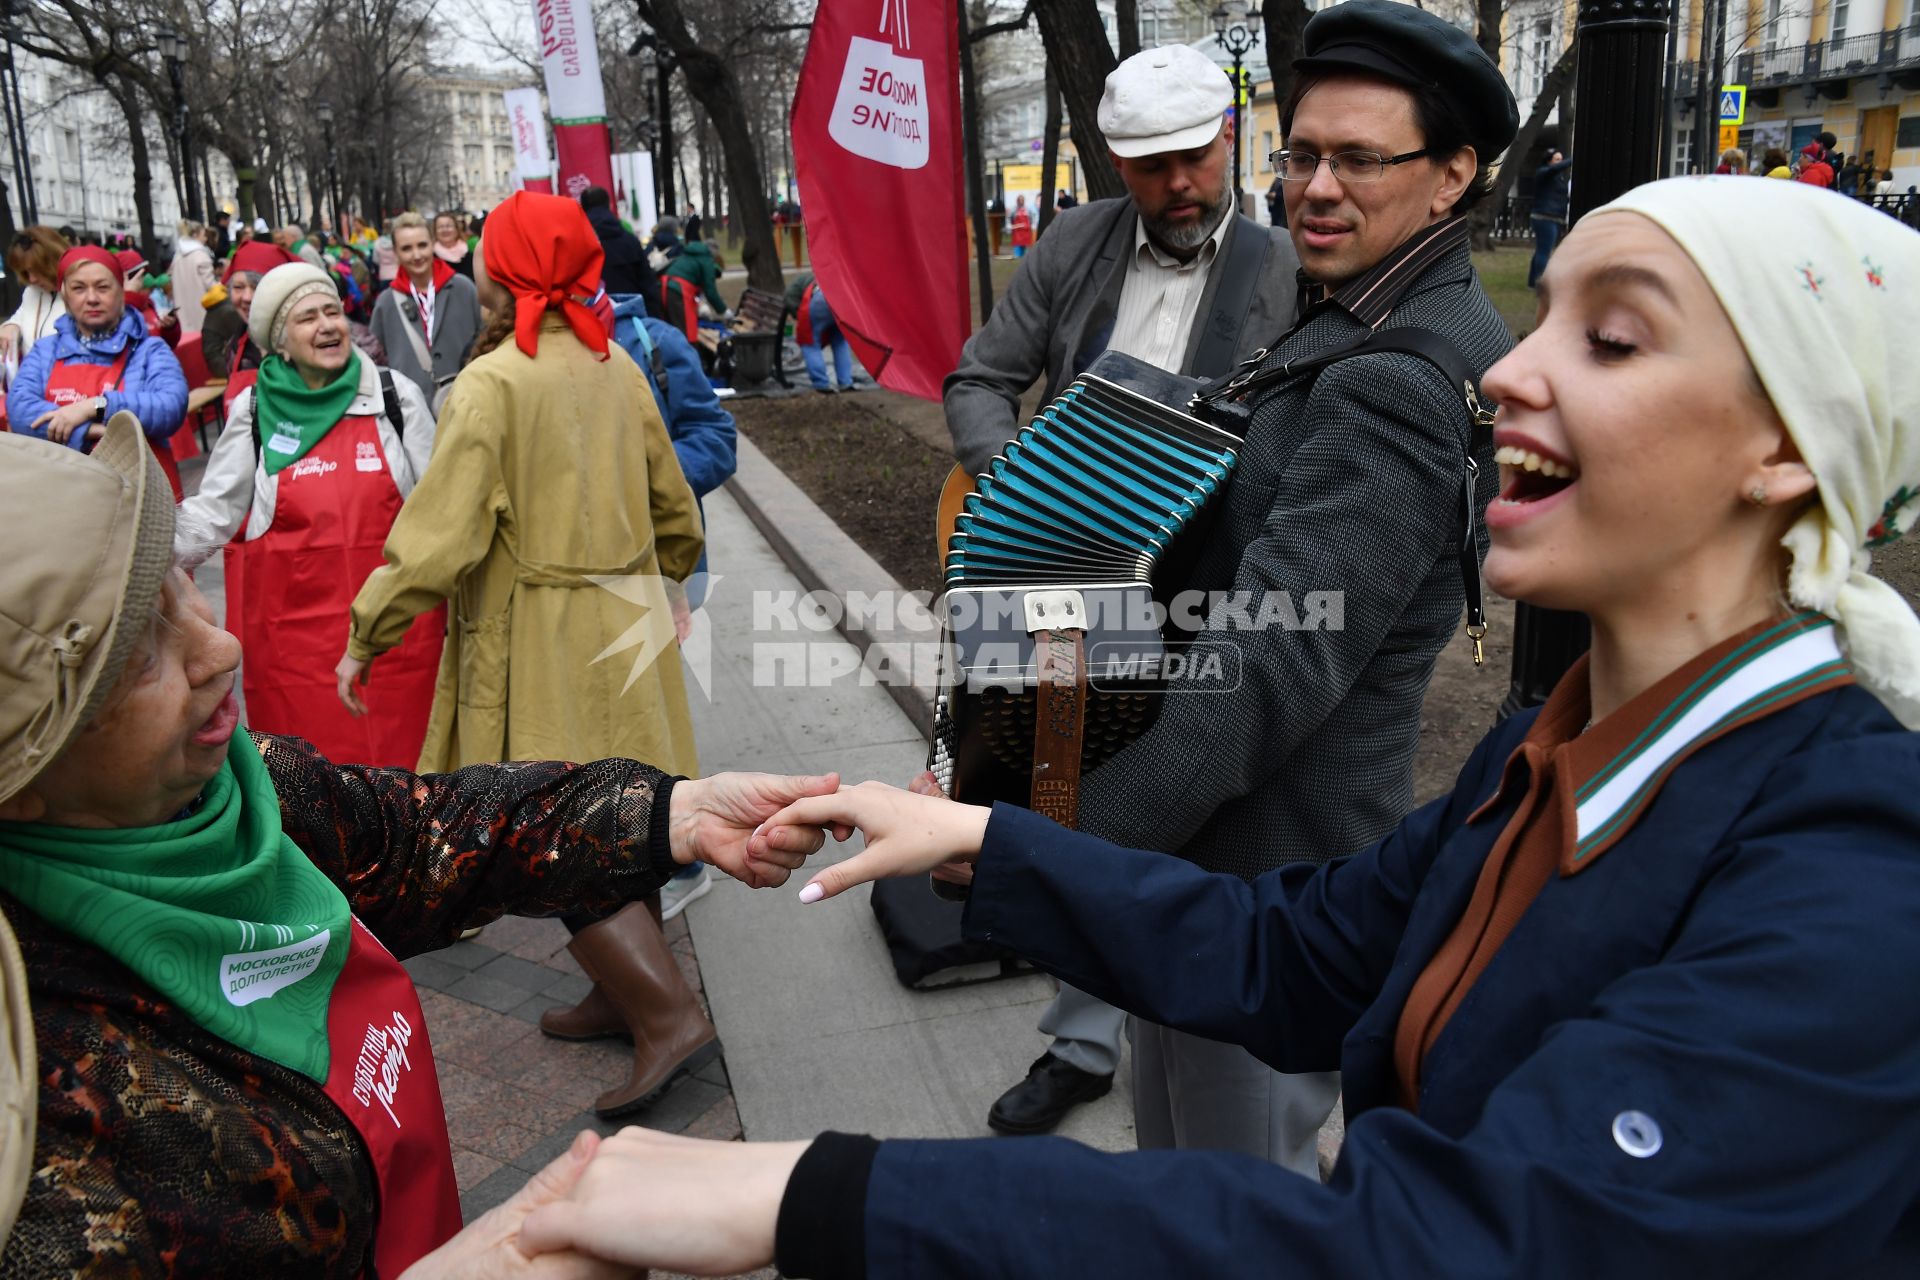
{"left": 944, "top": 45, "right": 1297, "bottom": 477}
{"left": 943, "top": 44, "right": 1300, "bottom": 1141}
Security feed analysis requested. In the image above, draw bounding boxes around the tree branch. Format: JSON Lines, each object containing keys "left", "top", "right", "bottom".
{"left": 970, "top": 0, "right": 1037, "bottom": 42}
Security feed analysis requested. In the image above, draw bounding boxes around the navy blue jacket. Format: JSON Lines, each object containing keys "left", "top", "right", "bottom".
{"left": 844, "top": 686, "right": 1920, "bottom": 1278}
{"left": 9, "top": 310, "right": 188, "bottom": 446}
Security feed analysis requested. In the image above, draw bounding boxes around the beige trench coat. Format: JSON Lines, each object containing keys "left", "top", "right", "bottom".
{"left": 348, "top": 316, "right": 703, "bottom": 775}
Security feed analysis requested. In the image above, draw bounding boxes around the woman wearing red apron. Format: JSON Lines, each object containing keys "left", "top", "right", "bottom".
{"left": 5, "top": 245, "right": 190, "bottom": 498}
{"left": 0, "top": 416, "right": 835, "bottom": 1274}
{"left": 176, "top": 261, "right": 445, "bottom": 770}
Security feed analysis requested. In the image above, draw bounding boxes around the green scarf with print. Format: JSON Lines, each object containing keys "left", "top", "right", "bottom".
{"left": 252, "top": 350, "right": 363, "bottom": 475}
{"left": 0, "top": 731, "right": 350, "bottom": 1080}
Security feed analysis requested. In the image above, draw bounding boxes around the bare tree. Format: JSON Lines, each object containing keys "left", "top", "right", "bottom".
{"left": 629, "top": 0, "right": 792, "bottom": 290}
{"left": 1033, "top": 0, "right": 1124, "bottom": 201}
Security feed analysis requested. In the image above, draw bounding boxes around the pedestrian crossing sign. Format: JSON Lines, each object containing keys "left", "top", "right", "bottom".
{"left": 1718, "top": 85, "right": 1747, "bottom": 126}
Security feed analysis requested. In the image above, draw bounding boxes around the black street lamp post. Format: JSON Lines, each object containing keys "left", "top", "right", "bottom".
{"left": 625, "top": 33, "right": 676, "bottom": 217}
{"left": 1502, "top": 0, "right": 1672, "bottom": 714}
{"left": 1211, "top": 2, "right": 1262, "bottom": 211}
{"left": 155, "top": 27, "right": 201, "bottom": 222}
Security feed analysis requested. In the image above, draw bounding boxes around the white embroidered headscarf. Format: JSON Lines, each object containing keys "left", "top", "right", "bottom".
{"left": 1593, "top": 177, "right": 1920, "bottom": 728}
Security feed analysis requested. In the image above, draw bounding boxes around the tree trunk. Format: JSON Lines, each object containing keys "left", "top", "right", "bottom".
{"left": 1474, "top": 42, "right": 1576, "bottom": 249}
{"left": 1033, "top": 0, "right": 1124, "bottom": 201}
{"left": 1115, "top": 0, "right": 1139, "bottom": 59}
{"left": 0, "top": 180, "right": 17, "bottom": 313}
{"left": 1261, "top": 0, "right": 1313, "bottom": 127}
{"left": 958, "top": 0, "right": 995, "bottom": 324}
{"left": 234, "top": 164, "right": 257, "bottom": 225}
{"left": 1037, "top": 65, "right": 1062, "bottom": 235}
{"left": 633, "top": 0, "right": 784, "bottom": 287}
{"left": 1476, "top": 0, "right": 1503, "bottom": 67}
{"left": 105, "top": 76, "right": 160, "bottom": 262}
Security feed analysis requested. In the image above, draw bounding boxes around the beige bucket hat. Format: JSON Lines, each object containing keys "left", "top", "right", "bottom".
{"left": 0, "top": 415, "right": 176, "bottom": 806}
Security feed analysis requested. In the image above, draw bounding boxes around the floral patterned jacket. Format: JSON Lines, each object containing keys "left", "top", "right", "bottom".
{"left": 1, "top": 732, "right": 679, "bottom": 1278}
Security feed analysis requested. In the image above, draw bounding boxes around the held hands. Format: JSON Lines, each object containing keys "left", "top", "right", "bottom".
{"left": 399, "top": 1130, "right": 628, "bottom": 1280}
{"left": 668, "top": 772, "right": 848, "bottom": 889}
{"left": 746, "top": 778, "right": 991, "bottom": 903}
{"left": 519, "top": 1128, "right": 806, "bottom": 1275}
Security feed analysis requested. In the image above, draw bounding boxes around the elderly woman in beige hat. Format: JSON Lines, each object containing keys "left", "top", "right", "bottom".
{"left": 177, "top": 262, "right": 446, "bottom": 771}
{"left": 0, "top": 419, "right": 836, "bottom": 1274}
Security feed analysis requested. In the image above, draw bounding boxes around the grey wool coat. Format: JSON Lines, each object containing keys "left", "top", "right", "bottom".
{"left": 943, "top": 196, "right": 1299, "bottom": 475}
{"left": 1076, "top": 238, "right": 1513, "bottom": 880}
{"left": 369, "top": 274, "right": 484, "bottom": 409}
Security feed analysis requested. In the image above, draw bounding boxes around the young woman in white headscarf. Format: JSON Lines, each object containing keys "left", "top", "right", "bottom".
{"left": 446, "top": 178, "right": 1920, "bottom": 1279}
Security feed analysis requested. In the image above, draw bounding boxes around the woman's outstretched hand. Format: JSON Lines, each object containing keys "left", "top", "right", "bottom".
{"left": 748, "top": 779, "right": 991, "bottom": 902}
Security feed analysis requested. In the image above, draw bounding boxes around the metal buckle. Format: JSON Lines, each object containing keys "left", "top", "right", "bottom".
{"left": 1463, "top": 380, "right": 1497, "bottom": 427}
{"left": 1023, "top": 589, "right": 1087, "bottom": 635}
{"left": 1465, "top": 622, "right": 1486, "bottom": 666}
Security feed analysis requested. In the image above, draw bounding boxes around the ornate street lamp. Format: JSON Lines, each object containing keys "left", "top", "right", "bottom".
{"left": 1211, "top": 2, "right": 1263, "bottom": 211}
{"left": 155, "top": 26, "right": 201, "bottom": 221}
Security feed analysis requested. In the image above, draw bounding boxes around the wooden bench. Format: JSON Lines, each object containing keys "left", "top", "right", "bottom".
{"left": 726, "top": 287, "right": 792, "bottom": 390}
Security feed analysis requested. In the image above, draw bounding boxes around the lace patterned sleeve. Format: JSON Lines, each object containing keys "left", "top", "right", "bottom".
{"left": 255, "top": 732, "right": 681, "bottom": 959}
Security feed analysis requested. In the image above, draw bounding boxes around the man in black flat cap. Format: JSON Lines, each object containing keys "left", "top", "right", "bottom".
{"left": 989, "top": 0, "right": 1519, "bottom": 1171}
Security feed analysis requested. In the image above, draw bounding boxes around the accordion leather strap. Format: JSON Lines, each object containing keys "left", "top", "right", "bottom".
{"left": 1031, "top": 628, "right": 1088, "bottom": 829}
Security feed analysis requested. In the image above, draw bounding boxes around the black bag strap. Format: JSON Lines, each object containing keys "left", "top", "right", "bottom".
{"left": 1187, "top": 215, "right": 1271, "bottom": 379}
{"left": 1192, "top": 326, "right": 1497, "bottom": 662}
{"left": 378, "top": 369, "right": 405, "bottom": 442}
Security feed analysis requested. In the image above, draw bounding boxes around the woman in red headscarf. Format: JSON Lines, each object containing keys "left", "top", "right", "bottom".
{"left": 214, "top": 240, "right": 301, "bottom": 412}
{"left": 337, "top": 191, "right": 716, "bottom": 1122}
{"left": 6, "top": 245, "right": 189, "bottom": 495}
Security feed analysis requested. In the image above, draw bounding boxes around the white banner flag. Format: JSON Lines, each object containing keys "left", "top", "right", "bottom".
{"left": 502, "top": 87, "right": 552, "bottom": 187}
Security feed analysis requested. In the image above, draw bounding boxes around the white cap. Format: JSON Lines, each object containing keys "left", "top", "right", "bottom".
{"left": 252, "top": 217, "right": 270, "bottom": 233}
{"left": 1098, "top": 45, "right": 1232, "bottom": 158}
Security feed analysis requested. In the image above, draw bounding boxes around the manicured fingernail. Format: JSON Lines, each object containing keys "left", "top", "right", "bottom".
{"left": 570, "top": 1129, "right": 593, "bottom": 1160}
{"left": 798, "top": 883, "right": 824, "bottom": 904}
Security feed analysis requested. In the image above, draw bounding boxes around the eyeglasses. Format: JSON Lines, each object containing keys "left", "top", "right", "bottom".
{"left": 1269, "top": 148, "right": 1434, "bottom": 182}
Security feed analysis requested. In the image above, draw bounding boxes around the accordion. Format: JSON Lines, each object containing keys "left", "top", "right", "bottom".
{"left": 928, "top": 350, "right": 1243, "bottom": 829}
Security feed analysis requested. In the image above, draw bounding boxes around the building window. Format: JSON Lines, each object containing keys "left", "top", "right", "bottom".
{"left": 1830, "top": 0, "right": 1849, "bottom": 42}
{"left": 1529, "top": 19, "right": 1554, "bottom": 97}
{"left": 1140, "top": 13, "right": 1158, "bottom": 44}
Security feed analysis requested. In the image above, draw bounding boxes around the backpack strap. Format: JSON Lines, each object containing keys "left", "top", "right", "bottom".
{"left": 1193, "top": 327, "right": 1497, "bottom": 663}
{"left": 379, "top": 369, "right": 404, "bottom": 442}
{"left": 626, "top": 315, "right": 670, "bottom": 409}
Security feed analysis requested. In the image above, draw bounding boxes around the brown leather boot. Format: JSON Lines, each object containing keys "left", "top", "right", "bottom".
{"left": 538, "top": 982, "right": 626, "bottom": 1042}
{"left": 562, "top": 901, "right": 722, "bottom": 1118}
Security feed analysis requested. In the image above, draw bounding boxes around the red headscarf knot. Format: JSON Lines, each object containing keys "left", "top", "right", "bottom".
{"left": 480, "top": 191, "right": 610, "bottom": 360}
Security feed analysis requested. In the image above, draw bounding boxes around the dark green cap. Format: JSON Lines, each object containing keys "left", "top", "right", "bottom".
{"left": 1295, "top": 0, "right": 1520, "bottom": 156}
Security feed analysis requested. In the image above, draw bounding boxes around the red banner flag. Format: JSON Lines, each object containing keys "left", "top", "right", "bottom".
{"left": 791, "top": 0, "right": 968, "bottom": 401}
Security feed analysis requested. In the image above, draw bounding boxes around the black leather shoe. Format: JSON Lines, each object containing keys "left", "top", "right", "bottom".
{"left": 987, "top": 1052, "right": 1113, "bottom": 1135}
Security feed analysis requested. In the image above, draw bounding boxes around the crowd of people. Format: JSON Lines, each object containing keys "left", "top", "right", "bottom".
{"left": 2, "top": 1, "right": 1919, "bottom": 1274}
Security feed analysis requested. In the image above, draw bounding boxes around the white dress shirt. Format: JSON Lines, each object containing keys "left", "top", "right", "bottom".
{"left": 1106, "top": 198, "right": 1235, "bottom": 373}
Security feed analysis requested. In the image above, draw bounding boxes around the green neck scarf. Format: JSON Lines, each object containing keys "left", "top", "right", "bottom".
{"left": 253, "top": 350, "right": 363, "bottom": 475}
{"left": 0, "top": 732, "right": 350, "bottom": 1080}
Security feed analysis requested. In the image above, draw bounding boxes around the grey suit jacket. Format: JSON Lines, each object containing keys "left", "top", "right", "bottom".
{"left": 369, "top": 275, "right": 484, "bottom": 408}
{"left": 943, "top": 197, "right": 1299, "bottom": 475}
{"left": 1076, "top": 239, "right": 1514, "bottom": 880}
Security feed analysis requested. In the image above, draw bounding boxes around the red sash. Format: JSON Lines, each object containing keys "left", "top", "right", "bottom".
{"left": 661, "top": 277, "right": 700, "bottom": 343}
{"left": 229, "top": 414, "right": 444, "bottom": 767}
{"left": 321, "top": 918, "right": 461, "bottom": 1275}
{"left": 794, "top": 281, "right": 818, "bottom": 347}
{"left": 45, "top": 345, "right": 183, "bottom": 500}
